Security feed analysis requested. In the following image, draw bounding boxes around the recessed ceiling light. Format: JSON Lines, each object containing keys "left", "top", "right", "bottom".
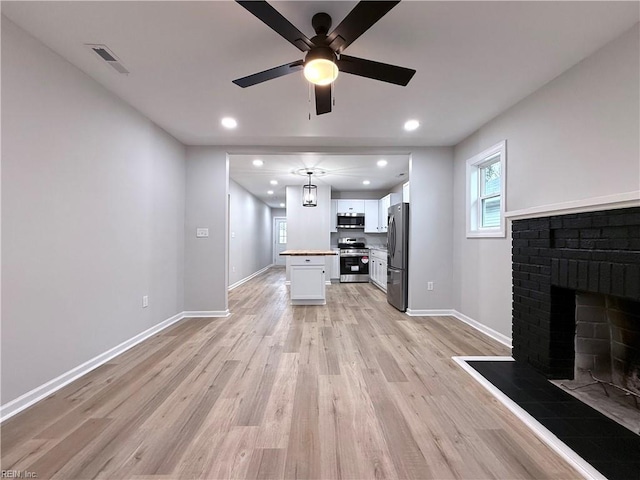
{"left": 377, "top": 159, "right": 388, "bottom": 167}
{"left": 280, "top": 203, "right": 285, "bottom": 207}
{"left": 267, "top": 190, "right": 274, "bottom": 195}
{"left": 363, "top": 180, "right": 371, "bottom": 185}
{"left": 252, "top": 159, "right": 264, "bottom": 167}
{"left": 270, "top": 180, "right": 278, "bottom": 185}
{"left": 404, "top": 119, "right": 420, "bottom": 131}
{"left": 221, "top": 117, "right": 237, "bottom": 129}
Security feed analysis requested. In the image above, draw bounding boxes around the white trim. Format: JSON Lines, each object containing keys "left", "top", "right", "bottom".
{"left": 0, "top": 311, "right": 187, "bottom": 422}
{"left": 406, "top": 308, "right": 456, "bottom": 316}
{"left": 273, "top": 216, "right": 287, "bottom": 265}
{"left": 505, "top": 191, "right": 640, "bottom": 221}
{"left": 405, "top": 309, "right": 512, "bottom": 349}
{"left": 466, "top": 140, "right": 507, "bottom": 238}
{"left": 290, "top": 299, "right": 326, "bottom": 306}
{"left": 228, "top": 265, "right": 271, "bottom": 291}
{"left": 452, "top": 310, "right": 512, "bottom": 348}
{"left": 182, "top": 310, "right": 230, "bottom": 318}
{"left": 452, "top": 356, "right": 606, "bottom": 480}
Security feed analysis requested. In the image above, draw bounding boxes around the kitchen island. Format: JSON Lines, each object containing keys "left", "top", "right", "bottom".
{"left": 279, "top": 250, "right": 337, "bottom": 305}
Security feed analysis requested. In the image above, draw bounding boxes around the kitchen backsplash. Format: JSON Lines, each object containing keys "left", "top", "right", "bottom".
{"left": 331, "top": 232, "right": 387, "bottom": 248}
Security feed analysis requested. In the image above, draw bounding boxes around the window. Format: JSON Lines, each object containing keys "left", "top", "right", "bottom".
{"left": 278, "top": 221, "right": 287, "bottom": 244}
{"left": 466, "top": 140, "right": 506, "bottom": 238}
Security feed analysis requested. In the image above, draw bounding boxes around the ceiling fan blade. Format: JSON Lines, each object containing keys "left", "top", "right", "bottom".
{"left": 233, "top": 60, "right": 304, "bottom": 88}
{"left": 315, "top": 84, "right": 332, "bottom": 115}
{"left": 326, "top": 1, "right": 400, "bottom": 53}
{"left": 236, "top": 0, "right": 314, "bottom": 52}
{"left": 337, "top": 55, "right": 415, "bottom": 86}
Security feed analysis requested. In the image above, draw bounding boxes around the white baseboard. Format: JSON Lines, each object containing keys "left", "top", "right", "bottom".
{"left": 228, "top": 265, "right": 271, "bottom": 291}
{"left": 405, "top": 309, "right": 512, "bottom": 349}
{"left": 182, "top": 310, "right": 230, "bottom": 318}
{"left": 406, "top": 308, "right": 456, "bottom": 316}
{"left": 452, "top": 356, "right": 606, "bottom": 480}
{"left": 452, "top": 310, "right": 512, "bottom": 348}
{"left": 0, "top": 311, "right": 187, "bottom": 423}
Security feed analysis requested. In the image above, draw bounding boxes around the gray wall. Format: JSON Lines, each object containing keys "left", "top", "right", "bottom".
{"left": 407, "top": 148, "right": 455, "bottom": 312}
{"left": 452, "top": 23, "right": 640, "bottom": 338}
{"left": 184, "top": 147, "right": 229, "bottom": 313}
{"left": 1, "top": 17, "right": 186, "bottom": 404}
{"left": 229, "top": 180, "right": 273, "bottom": 285}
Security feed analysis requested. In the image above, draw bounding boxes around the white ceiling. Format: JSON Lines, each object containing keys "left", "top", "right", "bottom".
{"left": 229, "top": 153, "right": 410, "bottom": 207}
{"left": 3, "top": 1, "right": 638, "bottom": 207}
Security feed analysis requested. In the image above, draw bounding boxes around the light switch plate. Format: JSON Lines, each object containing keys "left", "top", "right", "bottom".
{"left": 196, "top": 228, "right": 209, "bottom": 238}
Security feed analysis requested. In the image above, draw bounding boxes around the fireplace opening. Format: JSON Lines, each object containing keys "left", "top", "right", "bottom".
{"left": 553, "top": 291, "right": 640, "bottom": 434}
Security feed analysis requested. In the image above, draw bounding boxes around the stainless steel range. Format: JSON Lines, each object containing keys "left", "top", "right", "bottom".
{"left": 337, "top": 237, "right": 369, "bottom": 283}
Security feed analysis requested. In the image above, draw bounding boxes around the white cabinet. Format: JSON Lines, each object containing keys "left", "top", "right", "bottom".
{"left": 369, "top": 249, "right": 387, "bottom": 292}
{"left": 403, "top": 182, "right": 410, "bottom": 203}
{"left": 336, "top": 199, "right": 365, "bottom": 214}
{"left": 289, "top": 256, "right": 326, "bottom": 305}
{"left": 378, "top": 194, "right": 391, "bottom": 233}
{"left": 330, "top": 199, "right": 338, "bottom": 233}
{"left": 330, "top": 249, "right": 340, "bottom": 280}
{"left": 364, "top": 199, "right": 379, "bottom": 233}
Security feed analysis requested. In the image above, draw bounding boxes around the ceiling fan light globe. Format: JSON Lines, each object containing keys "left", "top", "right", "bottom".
{"left": 304, "top": 59, "right": 338, "bottom": 86}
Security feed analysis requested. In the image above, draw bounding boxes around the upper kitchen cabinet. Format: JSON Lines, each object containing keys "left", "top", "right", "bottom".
{"left": 336, "top": 199, "right": 365, "bottom": 214}
{"left": 379, "top": 194, "right": 391, "bottom": 233}
{"left": 364, "top": 200, "right": 379, "bottom": 233}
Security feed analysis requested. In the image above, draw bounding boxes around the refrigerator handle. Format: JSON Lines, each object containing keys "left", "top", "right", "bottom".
{"left": 389, "top": 216, "right": 396, "bottom": 258}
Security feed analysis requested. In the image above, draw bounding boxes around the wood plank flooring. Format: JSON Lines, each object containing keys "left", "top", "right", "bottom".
{"left": 1, "top": 267, "right": 581, "bottom": 479}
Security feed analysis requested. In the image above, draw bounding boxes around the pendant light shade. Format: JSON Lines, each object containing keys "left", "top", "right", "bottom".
{"left": 302, "top": 172, "right": 317, "bottom": 207}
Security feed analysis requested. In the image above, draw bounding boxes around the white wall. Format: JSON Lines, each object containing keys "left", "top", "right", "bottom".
{"left": 285, "top": 184, "right": 331, "bottom": 278}
{"left": 228, "top": 180, "right": 272, "bottom": 285}
{"left": 285, "top": 184, "right": 331, "bottom": 250}
{"left": 1, "top": 17, "right": 186, "bottom": 404}
{"left": 184, "top": 147, "right": 229, "bottom": 314}
{"left": 452, "top": 23, "right": 640, "bottom": 338}
{"left": 407, "top": 148, "right": 455, "bottom": 312}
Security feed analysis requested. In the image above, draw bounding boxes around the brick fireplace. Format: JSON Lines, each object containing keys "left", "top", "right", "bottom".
{"left": 512, "top": 206, "right": 640, "bottom": 382}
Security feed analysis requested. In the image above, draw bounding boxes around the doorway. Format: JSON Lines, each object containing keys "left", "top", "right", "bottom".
{"left": 273, "top": 217, "right": 287, "bottom": 265}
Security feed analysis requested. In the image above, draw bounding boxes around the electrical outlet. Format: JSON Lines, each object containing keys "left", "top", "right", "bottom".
{"left": 196, "top": 228, "right": 209, "bottom": 238}
{"left": 142, "top": 295, "right": 149, "bottom": 308}
{"left": 427, "top": 282, "right": 434, "bottom": 291}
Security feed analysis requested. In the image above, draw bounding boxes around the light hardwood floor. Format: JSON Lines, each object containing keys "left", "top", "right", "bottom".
{"left": 1, "top": 266, "right": 581, "bottom": 479}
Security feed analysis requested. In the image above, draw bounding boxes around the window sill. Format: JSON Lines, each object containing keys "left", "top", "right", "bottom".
{"left": 466, "top": 229, "right": 506, "bottom": 239}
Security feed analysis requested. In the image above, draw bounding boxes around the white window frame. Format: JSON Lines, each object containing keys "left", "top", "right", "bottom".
{"left": 466, "top": 140, "right": 507, "bottom": 238}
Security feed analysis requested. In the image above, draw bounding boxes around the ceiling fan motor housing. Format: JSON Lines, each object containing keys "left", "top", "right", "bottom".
{"left": 304, "top": 46, "right": 337, "bottom": 66}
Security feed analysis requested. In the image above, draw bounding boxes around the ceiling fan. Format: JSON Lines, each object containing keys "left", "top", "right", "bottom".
{"left": 232, "top": 0, "right": 416, "bottom": 116}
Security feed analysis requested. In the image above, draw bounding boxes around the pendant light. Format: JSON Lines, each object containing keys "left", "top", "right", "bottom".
{"left": 302, "top": 171, "right": 317, "bottom": 207}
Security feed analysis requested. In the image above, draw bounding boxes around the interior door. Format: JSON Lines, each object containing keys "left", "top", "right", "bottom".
{"left": 274, "top": 217, "right": 287, "bottom": 265}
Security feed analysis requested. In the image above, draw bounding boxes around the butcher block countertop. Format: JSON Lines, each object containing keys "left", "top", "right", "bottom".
{"left": 279, "top": 250, "right": 337, "bottom": 256}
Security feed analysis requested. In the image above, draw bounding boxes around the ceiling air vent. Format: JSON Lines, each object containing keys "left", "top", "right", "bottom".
{"left": 85, "top": 44, "right": 129, "bottom": 75}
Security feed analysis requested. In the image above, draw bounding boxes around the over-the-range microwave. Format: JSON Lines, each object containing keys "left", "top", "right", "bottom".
{"left": 337, "top": 212, "right": 365, "bottom": 229}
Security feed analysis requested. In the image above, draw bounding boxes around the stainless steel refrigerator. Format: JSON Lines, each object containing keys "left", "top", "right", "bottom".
{"left": 387, "top": 202, "right": 409, "bottom": 311}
